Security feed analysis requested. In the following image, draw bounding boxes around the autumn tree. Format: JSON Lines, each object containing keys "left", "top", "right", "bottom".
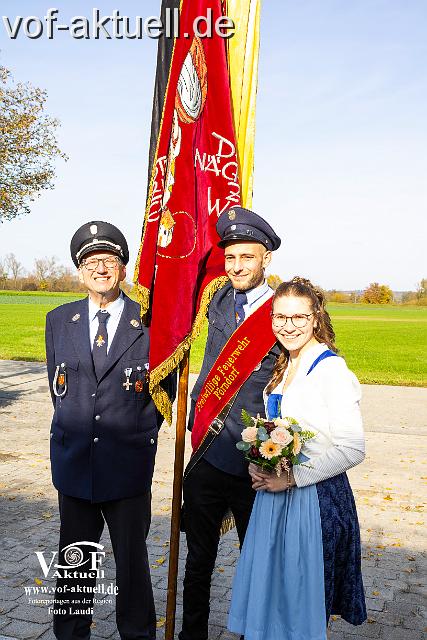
{"left": 361, "top": 282, "right": 393, "bottom": 304}
{"left": 267, "top": 274, "right": 282, "bottom": 290}
{"left": 34, "top": 256, "right": 64, "bottom": 288}
{"left": 0, "top": 63, "right": 67, "bottom": 222}
{"left": 6, "top": 252, "right": 23, "bottom": 287}
{"left": 0, "top": 256, "right": 8, "bottom": 288}
{"left": 416, "top": 278, "right": 427, "bottom": 302}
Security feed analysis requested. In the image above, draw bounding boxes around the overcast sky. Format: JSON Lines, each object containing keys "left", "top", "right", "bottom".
{"left": 0, "top": 0, "right": 425, "bottom": 290}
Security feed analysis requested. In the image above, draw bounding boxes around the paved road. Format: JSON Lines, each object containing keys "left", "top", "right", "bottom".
{"left": 0, "top": 361, "right": 426, "bottom": 640}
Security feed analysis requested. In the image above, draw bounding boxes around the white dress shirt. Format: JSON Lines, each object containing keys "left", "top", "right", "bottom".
{"left": 88, "top": 292, "right": 125, "bottom": 354}
{"left": 264, "top": 342, "right": 365, "bottom": 487}
{"left": 234, "top": 280, "right": 273, "bottom": 317}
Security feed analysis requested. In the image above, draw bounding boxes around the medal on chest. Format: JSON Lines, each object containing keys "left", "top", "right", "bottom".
{"left": 135, "top": 364, "right": 149, "bottom": 393}
{"left": 53, "top": 363, "right": 67, "bottom": 398}
{"left": 123, "top": 367, "right": 133, "bottom": 391}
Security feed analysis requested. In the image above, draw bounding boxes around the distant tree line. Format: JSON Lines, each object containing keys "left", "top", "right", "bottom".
{"left": 0, "top": 262, "right": 425, "bottom": 306}
{"left": 0, "top": 252, "right": 135, "bottom": 294}
{"left": 267, "top": 275, "right": 427, "bottom": 306}
{"left": 0, "top": 253, "right": 84, "bottom": 292}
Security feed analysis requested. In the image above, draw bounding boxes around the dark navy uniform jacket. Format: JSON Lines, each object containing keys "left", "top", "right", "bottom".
{"left": 189, "top": 282, "right": 280, "bottom": 477}
{"left": 45, "top": 294, "right": 174, "bottom": 503}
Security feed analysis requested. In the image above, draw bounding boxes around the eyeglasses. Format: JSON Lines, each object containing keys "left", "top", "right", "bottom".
{"left": 271, "top": 313, "right": 314, "bottom": 329}
{"left": 81, "top": 256, "right": 121, "bottom": 271}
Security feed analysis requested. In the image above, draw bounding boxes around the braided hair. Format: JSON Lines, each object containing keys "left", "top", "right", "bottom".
{"left": 266, "top": 276, "right": 337, "bottom": 394}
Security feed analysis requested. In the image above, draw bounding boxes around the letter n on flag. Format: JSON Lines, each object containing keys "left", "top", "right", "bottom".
{"left": 134, "top": 0, "right": 245, "bottom": 422}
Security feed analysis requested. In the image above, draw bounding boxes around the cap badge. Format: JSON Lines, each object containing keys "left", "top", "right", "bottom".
{"left": 71, "top": 313, "right": 80, "bottom": 322}
{"left": 230, "top": 225, "right": 236, "bottom": 231}
{"left": 90, "top": 224, "right": 98, "bottom": 235}
{"left": 130, "top": 319, "right": 140, "bottom": 328}
{"left": 228, "top": 210, "right": 236, "bottom": 220}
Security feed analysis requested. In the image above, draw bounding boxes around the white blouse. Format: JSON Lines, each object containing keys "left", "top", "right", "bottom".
{"left": 264, "top": 342, "right": 365, "bottom": 488}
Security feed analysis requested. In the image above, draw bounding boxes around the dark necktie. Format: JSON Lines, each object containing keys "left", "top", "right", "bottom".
{"left": 92, "top": 310, "right": 110, "bottom": 377}
{"left": 235, "top": 291, "right": 248, "bottom": 326}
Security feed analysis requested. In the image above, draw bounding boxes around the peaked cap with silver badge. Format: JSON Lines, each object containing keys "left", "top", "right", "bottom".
{"left": 70, "top": 221, "right": 129, "bottom": 267}
{"left": 216, "top": 206, "right": 281, "bottom": 251}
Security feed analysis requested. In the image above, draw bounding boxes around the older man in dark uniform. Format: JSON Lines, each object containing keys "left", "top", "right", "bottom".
{"left": 45, "top": 221, "right": 174, "bottom": 640}
{"left": 179, "top": 207, "right": 282, "bottom": 640}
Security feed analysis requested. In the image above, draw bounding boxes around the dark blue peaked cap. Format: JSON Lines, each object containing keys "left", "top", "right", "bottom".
{"left": 70, "top": 221, "right": 129, "bottom": 267}
{"left": 216, "top": 206, "right": 281, "bottom": 251}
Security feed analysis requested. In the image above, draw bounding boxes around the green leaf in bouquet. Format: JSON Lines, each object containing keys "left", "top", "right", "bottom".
{"left": 257, "top": 426, "right": 269, "bottom": 441}
{"left": 285, "top": 417, "right": 301, "bottom": 432}
{"left": 246, "top": 457, "right": 275, "bottom": 472}
{"left": 236, "top": 441, "right": 251, "bottom": 451}
{"left": 241, "top": 409, "right": 254, "bottom": 428}
{"left": 300, "top": 430, "right": 316, "bottom": 442}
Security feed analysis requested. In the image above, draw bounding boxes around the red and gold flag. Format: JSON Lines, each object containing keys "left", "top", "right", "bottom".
{"left": 134, "top": 0, "right": 261, "bottom": 423}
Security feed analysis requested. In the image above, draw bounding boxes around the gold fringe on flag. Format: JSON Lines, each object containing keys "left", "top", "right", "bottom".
{"left": 148, "top": 276, "right": 229, "bottom": 424}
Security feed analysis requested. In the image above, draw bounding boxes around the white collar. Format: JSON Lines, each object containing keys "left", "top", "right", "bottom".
{"left": 88, "top": 291, "right": 124, "bottom": 322}
{"left": 234, "top": 279, "right": 270, "bottom": 305}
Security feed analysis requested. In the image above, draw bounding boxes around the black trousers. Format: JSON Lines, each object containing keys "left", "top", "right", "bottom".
{"left": 179, "top": 459, "right": 255, "bottom": 640}
{"left": 53, "top": 492, "right": 155, "bottom": 640}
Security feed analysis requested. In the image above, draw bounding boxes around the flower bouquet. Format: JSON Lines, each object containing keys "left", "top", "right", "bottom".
{"left": 236, "top": 409, "right": 316, "bottom": 476}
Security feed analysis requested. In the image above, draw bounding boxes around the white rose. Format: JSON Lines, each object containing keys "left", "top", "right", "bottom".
{"left": 270, "top": 427, "right": 293, "bottom": 447}
{"left": 241, "top": 426, "right": 258, "bottom": 443}
{"left": 273, "top": 417, "right": 291, "bottom": 428}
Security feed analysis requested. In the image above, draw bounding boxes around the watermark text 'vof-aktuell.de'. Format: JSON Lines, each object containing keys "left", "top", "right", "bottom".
{"left": 2, "top": 8, "right": 235, "bottom": 40}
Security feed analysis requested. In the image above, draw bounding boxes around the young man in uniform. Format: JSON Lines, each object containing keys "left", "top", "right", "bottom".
{"left": 179, "top": 206, "right": 282, "bottom": 640}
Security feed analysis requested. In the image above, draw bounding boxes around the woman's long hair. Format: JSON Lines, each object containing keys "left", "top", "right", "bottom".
{"left": 266, "top": 276, "right": 337, "bottom": 394}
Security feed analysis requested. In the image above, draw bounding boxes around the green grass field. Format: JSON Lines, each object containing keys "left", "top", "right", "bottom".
{"left": 0, "top": 292, "right": 426, "bottom": 386}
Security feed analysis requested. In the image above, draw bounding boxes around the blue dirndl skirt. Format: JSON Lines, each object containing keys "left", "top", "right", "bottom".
{"left": 317, "top": 472, "right": 366, "bottom": 624}
{"left": 228, "top": 472, "right": 366, "bottom": 640}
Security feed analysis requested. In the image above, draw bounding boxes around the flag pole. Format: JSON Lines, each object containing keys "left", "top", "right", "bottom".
{"left": 165, "top": 349, "right": 190, "bottom": 640}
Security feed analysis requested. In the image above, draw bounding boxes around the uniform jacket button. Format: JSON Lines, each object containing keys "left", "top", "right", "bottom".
{"left": 95, "top": 415, "right": 101, "bottom": 421}
{"left": 150, "top": 438, "right": 155, "bottom": 444}
{"left": 93, "top": 437, "right": 99, "bottom": 443}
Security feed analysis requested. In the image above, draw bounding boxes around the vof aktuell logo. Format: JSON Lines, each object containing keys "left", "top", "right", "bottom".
{"left": 36, "top": 541, "right": 106, "bottom": 579}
